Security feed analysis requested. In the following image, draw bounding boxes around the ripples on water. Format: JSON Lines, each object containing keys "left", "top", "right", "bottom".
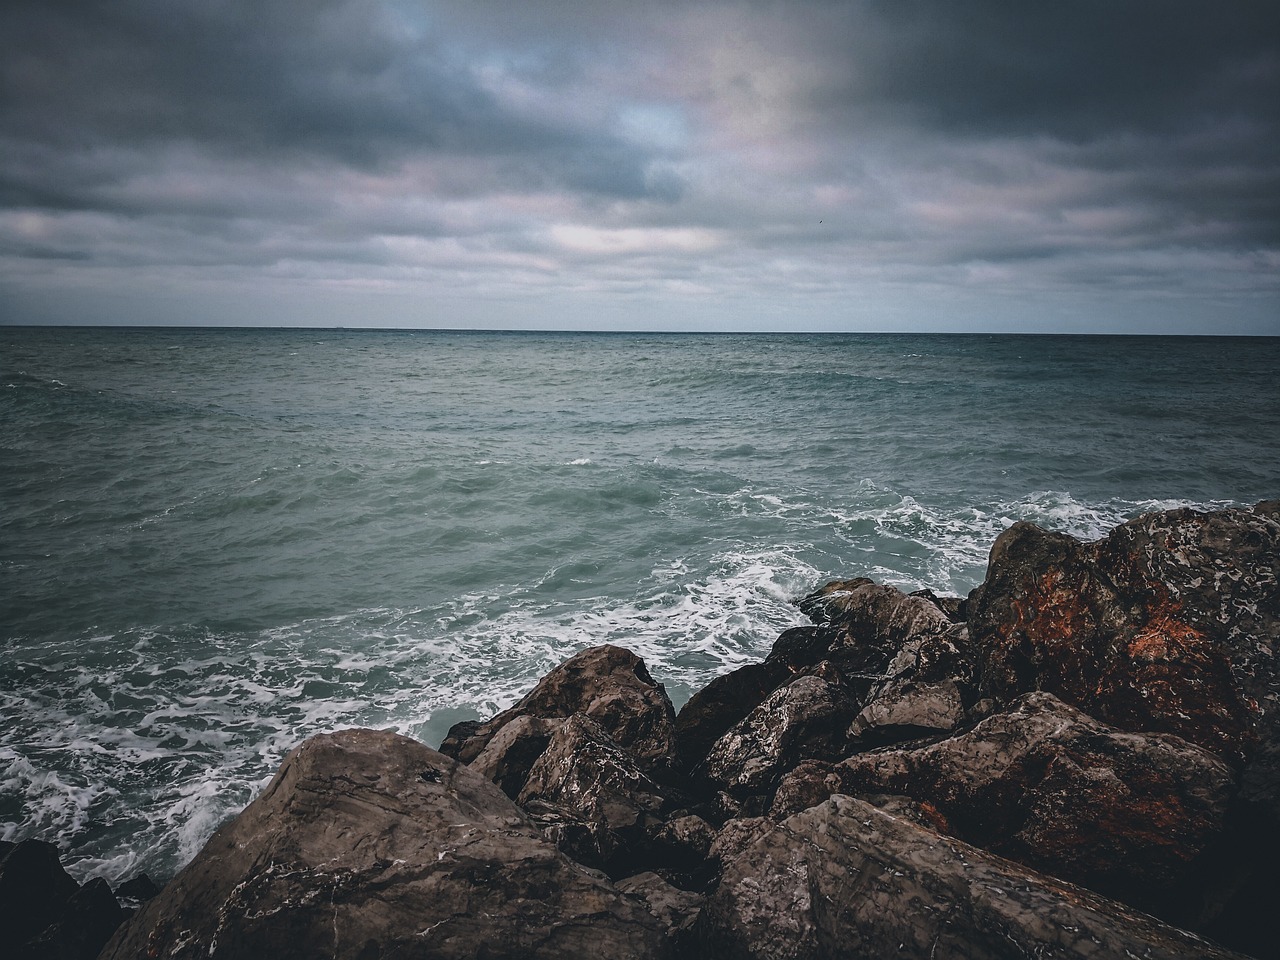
{"left": 2, "top": 328, "right": 1277, "bottom": 881}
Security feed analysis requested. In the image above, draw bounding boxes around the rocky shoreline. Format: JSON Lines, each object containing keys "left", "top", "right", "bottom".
{"left": 5, "top": 501, "right": 1277, "bottom": 959}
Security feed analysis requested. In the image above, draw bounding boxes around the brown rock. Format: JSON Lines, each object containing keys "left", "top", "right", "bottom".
{"left": 695, "top": 794, "right": 1249, "bottom": 960}
{"left": 518, "top": 714, "right": 670, "bottom": 877}
{"left": 796, "top": 579, "right": 951, "bottom": 675}
{"left": 966, "top": 505, "right": 1279, "bottom": 775}
{"left": 616, "top": 872, "right": 703, "bottom": 942}
{"left": 469, "top": 714, "right": 557, "bottom": 799}
{"left": 847, "top": 678, "right": 966, "bottom": 744}
{"left": 99, "top": 729, "right": 669, "bottom": 960}
{"left": 701, "top": 666, "right": 857, "bottom": 801}
{"left": 440, "top": 645, "right": 677, "bottom": 774}
{"left": 673, "top": 627, "right": 829, "bottom": 775}
{"left": 834, "top": 692, "right": 1235, "bottom": 916}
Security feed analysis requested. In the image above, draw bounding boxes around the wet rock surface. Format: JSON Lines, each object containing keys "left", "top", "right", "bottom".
{"left": 53, "top": 502, "right": 1277, "bottom": 959}
{"left": 440, "top": 644, "right": 678, "bottom": 775}
{"left": 695, "top": 795, "right": 1248, "bottom": 960}
{"left": 98, "top": 729, "right": 669, "bottom": 960}
{"left": 828, "top": 691, "right": 1236, "bottom": 914}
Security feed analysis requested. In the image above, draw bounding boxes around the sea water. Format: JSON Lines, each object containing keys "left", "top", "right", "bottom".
{"left": 3, "top": 327, "right": 1278, "bottom": 883}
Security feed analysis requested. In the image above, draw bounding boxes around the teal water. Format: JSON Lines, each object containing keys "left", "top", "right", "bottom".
{"left": 3, "top": 327, "right": 1278, "bottom": 882}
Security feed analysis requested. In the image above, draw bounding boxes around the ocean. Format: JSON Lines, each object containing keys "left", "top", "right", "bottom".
{"left": 3, "top": 327, "right": 1278, "bottom": 884}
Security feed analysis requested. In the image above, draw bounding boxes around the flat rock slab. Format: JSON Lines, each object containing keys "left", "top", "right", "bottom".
{"left": 99, "top": 729, "right": 669, "bottom": 960}
{"left": 696, "top": 794, "right": 1249, "bottom": 960}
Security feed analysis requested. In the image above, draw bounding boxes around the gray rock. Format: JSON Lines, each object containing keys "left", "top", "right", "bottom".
{"left": 99, "top": 728, "right": 670, "bottom": 960}
{"left": 673, "top": 627, "right": 833, "bottom": 776}
{"left": 707, "top": 817, "right": 772, "bottom": 870}
{"left": 696, "top": 794, "right": 1249, "bottom": 960}
{"left": 796, "top": 579, "right": 951, "bottom": 673}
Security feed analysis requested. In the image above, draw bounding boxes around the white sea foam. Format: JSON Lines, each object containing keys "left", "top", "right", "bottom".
{"left": 0, "top": 542, "right": 822, "bottom": 881}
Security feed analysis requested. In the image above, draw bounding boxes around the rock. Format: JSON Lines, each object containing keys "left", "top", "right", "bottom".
{"left": 796, "top": 579, "right": 951, "bottom": 674}
{"left": 99, "top": 729, "right": 670, "bottom": 960}
{"left": 966, "top": 505, "right": 1279, "bottom": 776}
{"left": 0, "top": 839, "right": 80, "bottom": 947}
{"left": 701, "top": 666, "right": 857, "bottom": 802}
{"left": 676, "top": 586, "right": 959, "bottom": 785}
{"left": 673, "top": 627, "right": 827, "bottom": 775}
{"left": 847, "top": 678, "right": 966, "bottom": 744}
{"left": 651, "top": 815, "right": 718, "bottom": 889}
{"left": 440, "top": 645, "right": 678, "bottom": 775}
{"left": 469, "top": 714, "right": 557, "bottom": 799}
{"left": 0, "top": 840, "right": 128, "bottom": 960}
{"left": 616, "top": 872, "right": 703, "bottom": 942}
{"left": 695, "top": 794, "right": 1248, "bottom": 960}
{"left": 114, "top": 873, "right": 161, "bottom": 904}
{"left": 519, "top": 799, "right": 610, "bottom": 873}
{"left": 674, "top": 662, "right": 791, "bottom": 776}
{"left": 909, "top": 587, "right": 967, "bottom": 622}
{"left": 769, "top": 759, "right": 843, "bottom": 819}
{"left": 518, "top": 714, "right": 670, "bottom": 878}
{"left": 24, "top": 876, "right": 125, "bottom": 960}
{"left": 706, "top": 817, "right": 773, "bottom": 869}
{"left": 830, "top": 692, "right": 1236, "bottom": 917}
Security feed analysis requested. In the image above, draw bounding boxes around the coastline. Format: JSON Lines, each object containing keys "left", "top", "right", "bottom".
{"left": 8, "top": 500, "right": 1276, "bottom": 958}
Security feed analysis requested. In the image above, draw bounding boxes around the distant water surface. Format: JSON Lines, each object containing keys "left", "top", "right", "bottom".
{"left": 2, "top": 327, "right": 1278, "bottom": 881}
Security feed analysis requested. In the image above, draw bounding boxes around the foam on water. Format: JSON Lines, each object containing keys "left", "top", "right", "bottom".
{"left": 0, "top": 541, "right": 823, "bottom": 882}
{"left": 0, "top": 491, "right": 1225, "bottom": 883}
{"left": 3, "top": 328, "right": 1276, "bottom": 885}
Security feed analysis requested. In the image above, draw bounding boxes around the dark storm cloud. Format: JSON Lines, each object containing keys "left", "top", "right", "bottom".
{"left": 0, "top": 0, "right": 1276, "bottom": 330}
{"left": 0, "top": 0, "right": 678, "bottom": 210}
{"left": 821, "top": 1, "right": 1280, "bottom": 138}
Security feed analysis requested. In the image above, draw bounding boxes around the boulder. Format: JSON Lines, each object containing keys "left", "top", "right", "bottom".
{"left": 518, "top": 714, "right": 670, "bottom": 878}
{"left": 813, "top": 692, "right": 1236, "bottom": 917}
{"left": 695, "top": 794, "right": 1248, "bottom": 960}
{"left": 650, "top": 815, "right": 718, "bottom": 890}
{"left": 23, "top": 876, "right": 124, "bottom": 960}
{"left": 616, "top": 872, "right": 703, "bottom": 943}
{"left": 796, "top": 579, "right": 952, "bottom": 674}
{"left": 701, "top": 665, "right": 858, "bottom": 803}
{"left": 440, "top": 645, "right": 678, "bottom": 775}
{"left": 469, "top": 714, "right": 557, "bottom": 799}
{"left": 677, "top": 585, "right": 961, "bottom": 784}
{"left": 99, "top": 729, "right": 670, "bottom": 960}
{"left": 0, "top": 839, "right": 80, "bottom": 947}
{"left": 673, "top": 627, "right": 828, "bottom": 775}
{"left": 847, "top": 678, "right": 966, "bottom": 744}
{"left": 674, "top": 662, "right": 791, "bottom": 776}
{"left": 114, "top": 873, "right": 161, "bottom": 905}
{"left": 908, "top": 587, "right": 967, "bottom": 622}
{"left": 966, "top": 504, "right": 1279, "bottom": 778}
{"left": 0, "top": 840, "right": 128, "bottom": 960}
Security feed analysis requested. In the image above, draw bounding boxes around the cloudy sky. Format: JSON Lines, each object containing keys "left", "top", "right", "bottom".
{"left": 2, "top": 1, "right": 1277, "bottom": 333}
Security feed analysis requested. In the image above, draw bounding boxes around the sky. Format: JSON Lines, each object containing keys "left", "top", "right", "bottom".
{"left": 2, "top": 0, "right": 1278, "bottom": 334}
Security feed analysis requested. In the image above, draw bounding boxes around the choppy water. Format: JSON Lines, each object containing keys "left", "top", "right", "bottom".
{"left": 3, "top": 327, "right": 1278, "bottom": 883}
